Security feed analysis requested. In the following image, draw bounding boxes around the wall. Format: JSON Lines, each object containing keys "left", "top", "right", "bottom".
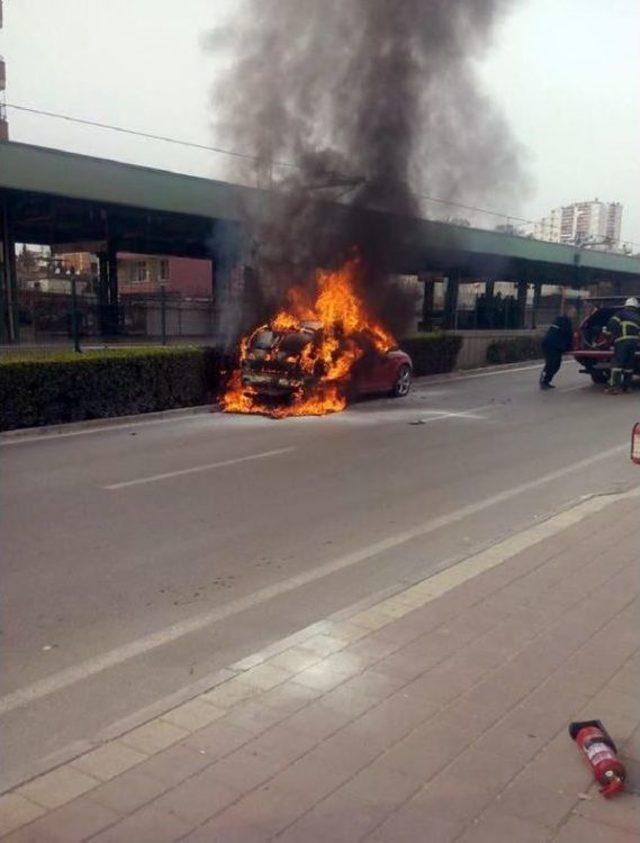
{"left": 446, "top": 329, "right": 544, "bottom": 370}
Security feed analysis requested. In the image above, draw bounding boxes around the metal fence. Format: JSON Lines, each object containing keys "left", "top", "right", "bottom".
{"left": 13, "top": 288, "right": 215, "bottom": 349}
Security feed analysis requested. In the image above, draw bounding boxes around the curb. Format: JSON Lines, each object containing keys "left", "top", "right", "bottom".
{"left": 0, "top": 404, "right": 215, "bottom": 443}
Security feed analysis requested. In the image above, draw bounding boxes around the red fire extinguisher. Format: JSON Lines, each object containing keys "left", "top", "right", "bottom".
{"left": 569, "top": 720, "right": 626, "bottom": 798}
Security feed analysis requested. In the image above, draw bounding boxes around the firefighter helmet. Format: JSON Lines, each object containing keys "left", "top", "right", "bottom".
{"left": 624, "top": 297, "right": 639, "bottom": 308}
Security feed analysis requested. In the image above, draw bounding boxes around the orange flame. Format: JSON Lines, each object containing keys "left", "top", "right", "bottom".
{"left": 221, "top": 257, "right": 396, "bottom": 418}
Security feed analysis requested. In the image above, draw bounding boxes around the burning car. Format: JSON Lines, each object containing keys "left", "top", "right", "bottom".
{"left": 222, "top": 259, "right": 412, "bottom": 417}
{"left": 240, "top": 320, "right": 411, "bottom": 399}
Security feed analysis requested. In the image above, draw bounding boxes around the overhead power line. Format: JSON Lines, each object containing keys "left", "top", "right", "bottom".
{"left": 5, "top": 102, "right": 639, "bottom": 250}
{"left": 5, "top": 102, "right": 296, "bottom": 169}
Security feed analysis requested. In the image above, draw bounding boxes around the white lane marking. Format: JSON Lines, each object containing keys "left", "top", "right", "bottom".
{"left": 414, "top": 403, "right": 494, "bottom": 422}
{"left": 0, "top": 440, "right": 629, "bottom": 717}
{"left": 104, "top": 447, "right": 295, "bottom": 490}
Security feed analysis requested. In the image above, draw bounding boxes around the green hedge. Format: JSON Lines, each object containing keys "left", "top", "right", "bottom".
{"left": 0, "top": 346, "right": 223, "bottom": 431}
{"left": 486, "top": 336, "right": 543, "bottom": 365}
{"left": 400, "top": 333, "right": 462, "bottom": 376}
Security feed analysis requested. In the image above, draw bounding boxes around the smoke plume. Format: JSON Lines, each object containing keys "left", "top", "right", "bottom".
{"left": 207, "top": 0, "right": 524, "bottom": 337}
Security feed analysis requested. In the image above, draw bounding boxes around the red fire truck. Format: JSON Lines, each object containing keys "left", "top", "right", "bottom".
{"left": 572, "top": 297, "right": 640, "bottom": 384}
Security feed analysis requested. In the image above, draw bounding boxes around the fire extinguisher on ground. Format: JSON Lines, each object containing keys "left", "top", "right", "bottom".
{"left": 569, "top": 720, "right": 626, "bottom": 798}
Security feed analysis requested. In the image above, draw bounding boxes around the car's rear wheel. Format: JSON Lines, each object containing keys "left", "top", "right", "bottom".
{"left": 589, "top": 369, "right": 610, "bottom": 384}
{"left": 391, "top": 364, "right": 412, "bottom": 397}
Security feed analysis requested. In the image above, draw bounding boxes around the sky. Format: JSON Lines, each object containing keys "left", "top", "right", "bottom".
{"left": 1, "top": 0, "right": 638, "bottom": 244}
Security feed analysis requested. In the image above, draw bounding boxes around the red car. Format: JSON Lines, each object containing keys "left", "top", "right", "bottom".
{"left": 241, "top": 322, "right": 413, "bottom": 401}
{"left": 572, "top": 297, "right": 640, "bottom": 384}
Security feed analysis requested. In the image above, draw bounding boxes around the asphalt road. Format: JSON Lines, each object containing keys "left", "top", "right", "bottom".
{"left": 2, "top": 362, "right": 639, "bottom": 789}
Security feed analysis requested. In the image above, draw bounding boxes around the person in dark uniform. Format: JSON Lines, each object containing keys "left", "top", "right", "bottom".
{"left": 539, "top": 314, "right": 573, "bottom": 389}
{"left": 602, "top": 297, "right": 640, "bottom": 394}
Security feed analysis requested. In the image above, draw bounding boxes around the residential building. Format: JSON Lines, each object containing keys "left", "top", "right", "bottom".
{"left": 53, "top": 252, "right": 214, "bottom": 298}
{"left": 533, "top": 200, "right": 623, "bottom": 248}
{"left": 117, "top": 254, "right": 213, "bottom": 298}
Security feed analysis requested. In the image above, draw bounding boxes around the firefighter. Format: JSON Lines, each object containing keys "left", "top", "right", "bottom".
{"left": 539, "top": 314, "right": 573, "bottom": 389}
{"left": 603, "top": 297, "right": 640, "bottom": 394}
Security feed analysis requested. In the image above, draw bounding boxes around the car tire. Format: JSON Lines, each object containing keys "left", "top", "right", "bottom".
{"left": 589, "top": 369, "right": 610, "bottom": 385}
{"left": 391, "top": 364, "right": 412, "bottom": 397}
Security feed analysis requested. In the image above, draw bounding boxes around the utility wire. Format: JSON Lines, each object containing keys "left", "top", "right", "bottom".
{"left": 5, "top": 102, "right": 639, "bottom": 251}
{"left": 4, "top": 103, "right": 297, "bottom": 169}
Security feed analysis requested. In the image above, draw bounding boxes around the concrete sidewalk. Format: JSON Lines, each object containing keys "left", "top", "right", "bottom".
{"left": 1, "top": 490, "right": 638, "bottom": 842}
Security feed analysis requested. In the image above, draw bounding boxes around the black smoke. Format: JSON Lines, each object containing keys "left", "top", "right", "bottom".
{"left": 207, "top": 0, "right": 525, "bottom": 338}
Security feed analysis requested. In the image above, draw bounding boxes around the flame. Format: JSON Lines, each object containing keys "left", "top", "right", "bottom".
{"left": 221, "top": 257, "right": 396, "bottom": 418}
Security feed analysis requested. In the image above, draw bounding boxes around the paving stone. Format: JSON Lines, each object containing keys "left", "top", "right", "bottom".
{"left": 183, "top": 719, "right": 254, "bottom": 760}
{"left": 199, "top": 677, "right": 260, "bottom": 708}
{"left": 237, "top": 662, "right": 292, "bottom": 690}
{"left": 552, "top": 814, "right": 639, "bottom": 842}
{"left": 160, "top": 698, "right": 226, "bottom": 731}
{"left": 0, "top": 794, "right": 44, "bottom": 837}
{"left": 265, "top": 757, "right": 342, "bottom": 808}
{"left": 179, "top": 813, "right": 270, "bottom": 842}
{"left": 305, "top": 728, "right": 381, "bottom": 778}
{"left": 494, "top": 776, "right": 578, "bottom": 828}
{"left": 283, "top": 700, "right": 353, "bottom": 741}
{"left": 222, "top": 699, "right": 287, "bottom": 734}
{"left": 297, "top": 634, "right": 346, "bottom": 656}
{"left": 88, "top": 768, "right": 170, "bottom": 814}
{"left": 266, "top": 646, "right": 322, "bottom": 673}
{"left": 410, "top": 773, "right": 499, "bottom": 825}
{"left": 457, "top": 808, "right": 551, "bottom": 843}
{"left": 338, "top": 667, "right": 406, "bottom": 701}
{"left": 205, "top": 745, "right": 287, "bottom": 792}
{"left": 324, "top": 620, "right": 375, "bottom": 642}
{"left": 119, "top": 719, "right": 189, "bottom": 756}
{"left": 16, "top": 766, "right": 100, "bottom": 810}
{"left": 574, "top": 791, "right": 640, "bottom": 834}
{"left": 1, "top": 797, "right": 118, "bottom": 843}
{"left": 151, "top": 766, "right": 240, "bottom": 826}
{"left": 293, "top": 663, "right": 353, "bottom": 692}
{"left": 70, "top": 741, "right": 147, "bottom": 782}
{"left": 132, "top": 741, "right": 213, "bottom": 786}
{"left": 88, "top": 802, "right": 192, "bottom": 843}
{"left": 277, "top": 789, "right": 389, "bottom": 843}
{"left": 342, "top": 761, "right": 421, "bottom": 809}
{"left": 257, "top": 679, "right": 322, "bottom": 713}
{"left": 210, "top": 781, "right": 312, "bottom": 837}
{"left": 319, "top": 683, "right": 377, "bottom": 718}
{"left": 349, "top": 608, "right": 395, "bottom": 631}
{"left": 365, "top": 805, "right": 463, "bottom": 843}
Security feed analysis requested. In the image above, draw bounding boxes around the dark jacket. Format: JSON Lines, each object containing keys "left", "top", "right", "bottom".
{"left": 603, "top": 307, "right": 640, "bottom": 343}
{"left": 542, "top": 316, "right": 573, "bottom": 353}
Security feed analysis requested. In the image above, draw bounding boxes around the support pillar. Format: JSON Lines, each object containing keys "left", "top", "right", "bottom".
{"left": 532, "top": 281, "right": 542, "bottom": 329}
{"left": 419, "top": 272, "right": 435, "bottom": 331}
{"left": 443, "top": 272, "right": 460, "bottom": 330}
{"left": 210, "top": 220, "right": 247, "bottom": 349}
{"left": 97, "top": 240, "right": 119, "bottom": 336}
{"left": 516, "top": 280, "right": 528, "bottom": 329}
{"left": 0, "top": 192, "right": 19, "bottom": 343}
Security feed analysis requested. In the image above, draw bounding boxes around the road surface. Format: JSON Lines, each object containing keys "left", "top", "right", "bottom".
{"left": 2, "top": 363, "right": 638, "bottom": 789}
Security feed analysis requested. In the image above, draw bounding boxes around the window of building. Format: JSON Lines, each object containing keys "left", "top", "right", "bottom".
{"left": 136, "top": 261, "right": 147, "bottom": 282}
{"left": 159, "top": 259, "right": 169, "bottom": 282}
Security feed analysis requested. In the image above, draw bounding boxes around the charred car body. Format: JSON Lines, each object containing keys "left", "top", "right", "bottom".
{"left": 240, "top": 321, "right": 413, "bottom": 402}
